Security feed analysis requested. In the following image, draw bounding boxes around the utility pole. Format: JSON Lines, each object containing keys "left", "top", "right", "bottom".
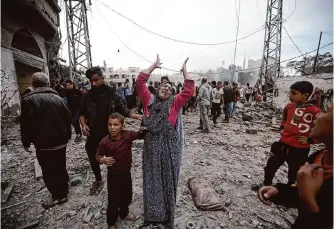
{"left": 65, "top": 0, "right": 93, "bottom": 82}
{"left": 313, "top": 31, "right": 322, "bottom": 74}
{"left": 257, "top": 0, "right": 283, "bottom": 103}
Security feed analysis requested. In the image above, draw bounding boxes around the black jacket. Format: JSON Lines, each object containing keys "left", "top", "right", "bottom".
{"left": 65, "top": 88, "right": 82, "bottom": 116}
{"left": 20, "top": 87, "right": 72, "bottom": 149}
{"left": 272, "top": 149, "right": 333, "bottom": 229}
{"left": 79, "top": 84, "right": 131, "bottom": 139}
{"left": 223, "top": 85, "right": 233, "bottom": 103}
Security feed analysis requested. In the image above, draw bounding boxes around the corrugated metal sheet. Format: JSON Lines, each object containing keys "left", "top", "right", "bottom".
{"left": 12, "top": 48, "right": 44, "bottom": 69}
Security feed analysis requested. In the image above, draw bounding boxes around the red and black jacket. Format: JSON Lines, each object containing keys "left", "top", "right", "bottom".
{"left": 280, "top": 102, "right": 321, "bottom": 148}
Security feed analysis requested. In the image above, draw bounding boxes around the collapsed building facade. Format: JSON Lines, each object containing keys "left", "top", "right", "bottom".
{"left": 1, "top": 0, "right": 61, "bottom": 115}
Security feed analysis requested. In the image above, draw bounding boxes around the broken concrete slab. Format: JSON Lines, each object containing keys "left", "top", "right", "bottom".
{"left": 83, "top": 207, "right": 93, "bottom": 223}
{"left": 34, "top": 159, "right": 42, "bottom": 180}
{"left": 1, "top": 181, "right": 14, "bottom": 203}
{"left": 228, "top": 211, "right": 233, "bottom": 220}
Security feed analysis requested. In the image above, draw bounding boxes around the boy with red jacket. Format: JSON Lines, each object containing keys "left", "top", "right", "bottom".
{"left": 258, "top": 104, "right": 333, "bottom": 229}
{"left": 253, "top": 81, "right": 321, "bottom": 190}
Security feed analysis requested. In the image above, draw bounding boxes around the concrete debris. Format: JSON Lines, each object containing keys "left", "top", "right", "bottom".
{"left": 238, "top": 220, "right": 247, "bottom": 226}
{"left": 1, "top": 103, "right": 300, "bottom": 228}
{"left": 219, "top": 222, "right": 227, "bottom": 228}
{"left": 242, "top": 113, "right": 253, "bottom": 121}
{"left": 70, "top": 176, "right": 83, "bottom": 186}
{"left": 1, "top": 181, "right": 14, "bottom": 203}
{"left": 252, "top": 219, "right": 260, "bottom": 226}
{"left": 34, "top": 159, "right": 43, "bottom": 180}
{"left": 228, "top": 211, "right": 233, "bottom": 220}
{"left": 94, "top": 211, "right": 102, "bottom": 220}
{"left": 83, "top": 207, "right": 93, "bottom": 223}
{"left": 224, "top": 198, "right": 232, "bottom": 207}
{"left": 17, "top": 220, "right": 39, "bottom": 229}
{"left": 246, "top": 128, "right": 258, "bottom": 134}
{"left": 81, "top": 223, "right": 94, "bottom": 229}
{"left": 66, "top": 210, "right": 76, "bottom": 217}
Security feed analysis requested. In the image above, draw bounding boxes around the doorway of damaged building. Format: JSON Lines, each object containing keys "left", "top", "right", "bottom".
{"left": 12, "top": 28, "right": 45, "bottom": 97}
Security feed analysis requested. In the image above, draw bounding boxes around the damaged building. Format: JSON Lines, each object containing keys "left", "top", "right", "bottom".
{"left": 1, "top": 0, "right": 61, "bottom": 115}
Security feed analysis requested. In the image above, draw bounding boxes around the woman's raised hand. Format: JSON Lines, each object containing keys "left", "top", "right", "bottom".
{"left": 181, "top": 57, "right": 190, "bottom": 79}
{"left": 154, "top": 54, "right": 163, "bottom": 69}
{"left": 144, "top": 54, "right": 163, "bottom": 75}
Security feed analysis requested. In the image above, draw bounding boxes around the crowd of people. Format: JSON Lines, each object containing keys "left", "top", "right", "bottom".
{"left": 19, "top": 55, "right": 332, "bottom": 229}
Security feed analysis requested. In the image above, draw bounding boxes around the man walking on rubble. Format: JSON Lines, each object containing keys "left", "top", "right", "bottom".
{"left": 20, "top": 72, "right": 72, "bottom": 209}
{"left": 65, "top": 79, "right": 83, "bottom": 143}
{"left": 211, "top": 81, "right": 224, "bottom": 126}
{"left": 79, "top": 66, "right": 141, "bottom": 195}
{"left": 223, "top": 81, "right": 233, "bottom": 122}
{"left": 196, "top": 77, "right": 212, "bottom": 133}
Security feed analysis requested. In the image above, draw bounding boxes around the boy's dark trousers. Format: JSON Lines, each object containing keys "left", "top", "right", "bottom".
{"left": 107, "top": 171, "right": 132, "bottom": 226}
{"left": 71, "top": 113, "right": 82, "bottom": 135}
{"left": 264, "top": 141, "right": 310, "bottom": 185}
{"left": 85, "top": 136, "right": 103, "bottom": 181}
{"left": 36, "top": 148, "right": 69, "bottom": 200}
{"left": 211, "top": 102, "right": 221, "bottom": 124}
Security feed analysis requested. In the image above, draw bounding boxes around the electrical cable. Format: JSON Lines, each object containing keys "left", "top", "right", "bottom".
{"left": 232, "top": 0, "right": 241, "bottom": 67}
{"left": 95, "top": 4, "right": 334, "bottom": 76}
{"left": 95, "top": 3, "right": 177, "bottom": 73}
{"left": 283, "top": 25, "right": 304, "bottom": 57}
{"left": 284, "top": 0, "right": 296, "bottom": 20}
{"left": 96, "top": 0, "right": 265, "bottom": 46}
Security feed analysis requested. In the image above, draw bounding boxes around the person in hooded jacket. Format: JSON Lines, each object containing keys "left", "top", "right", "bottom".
{"left": 20, "top": 72, "right": 72, "bottom": 210}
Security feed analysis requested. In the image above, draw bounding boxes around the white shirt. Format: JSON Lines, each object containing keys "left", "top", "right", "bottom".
{"left": 245, "top": 86, "right": 253, "bottom": 95}
{"left": 212, "top": 88, "right": 224, "bottom": 103}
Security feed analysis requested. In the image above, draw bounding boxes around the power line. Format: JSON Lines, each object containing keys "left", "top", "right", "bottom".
{"left": 94, "top": 3, "right": 180, "bottom": 73}
{"left": 93, "top": 6, "right": 334, "bottom": 77}
{"left": 96, "top": 0, "right": 265, "bottom": 46}
{"left": 94, "top": 0, "right": 332, "bottom": 74}
{"left": 283, "top": 25, "right": 304, "bottom": 56}
{"left": 232, "top": 0, "right": 241, "bottom": 67}
{"left": 284, "top": 0, "right": 297, "bottom": 20}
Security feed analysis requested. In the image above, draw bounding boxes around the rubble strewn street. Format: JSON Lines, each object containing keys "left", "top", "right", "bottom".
{"left": 4, "top": 101, "right": 326, "bottom": 229}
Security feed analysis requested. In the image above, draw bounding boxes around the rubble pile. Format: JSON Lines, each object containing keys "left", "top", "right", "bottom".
{"left": 1, "top": 105, "right": 306, "bottom": 228}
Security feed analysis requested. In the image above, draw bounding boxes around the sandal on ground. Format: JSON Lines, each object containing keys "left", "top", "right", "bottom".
{"left": 122, "top": 213, "right": 139, "bottom": 221}
{"left": 90, "top": 180, "right": 104, "bottom": 195}
{"left": 42, "top": 197, "right": 68, "bottom": 210}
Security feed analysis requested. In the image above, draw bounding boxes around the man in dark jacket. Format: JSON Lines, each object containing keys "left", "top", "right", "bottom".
{"left": 20, "top": 72, "right": 71, "bottom": 209}
{"left": 65, "top": 79, "right": 82, "bottom": 142}
{"left": 258, "top": 105, "right": 333, "bottom": 229}
{"left": 222, "top": 81, "right": 233, "bottom": 122}
{"left": 79, "top": 66, "right": 141, "bottom": 195}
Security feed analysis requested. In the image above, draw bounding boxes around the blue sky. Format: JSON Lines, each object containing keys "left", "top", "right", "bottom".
{"left": 58, "top": 0, "right": 333, "bottom": 74}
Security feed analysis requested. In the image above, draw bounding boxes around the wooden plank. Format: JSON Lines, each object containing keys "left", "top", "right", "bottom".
{"left": 17, "top": 220, "right": 39, "bottom": 229}
{"left": 34, "top": 158, "right": 43, "bottom": 180}
{"left": 1, "top": 201, "right": 27, "bottom": 210}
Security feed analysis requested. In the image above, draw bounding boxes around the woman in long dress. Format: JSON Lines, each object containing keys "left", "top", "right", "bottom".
{"left": 136, "top": 55, "right": 194, "bottom": 229}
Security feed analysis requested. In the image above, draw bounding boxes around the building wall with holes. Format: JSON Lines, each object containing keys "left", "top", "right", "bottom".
{"left": 1, "top": 19, "right": 50, "bottom": 115}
